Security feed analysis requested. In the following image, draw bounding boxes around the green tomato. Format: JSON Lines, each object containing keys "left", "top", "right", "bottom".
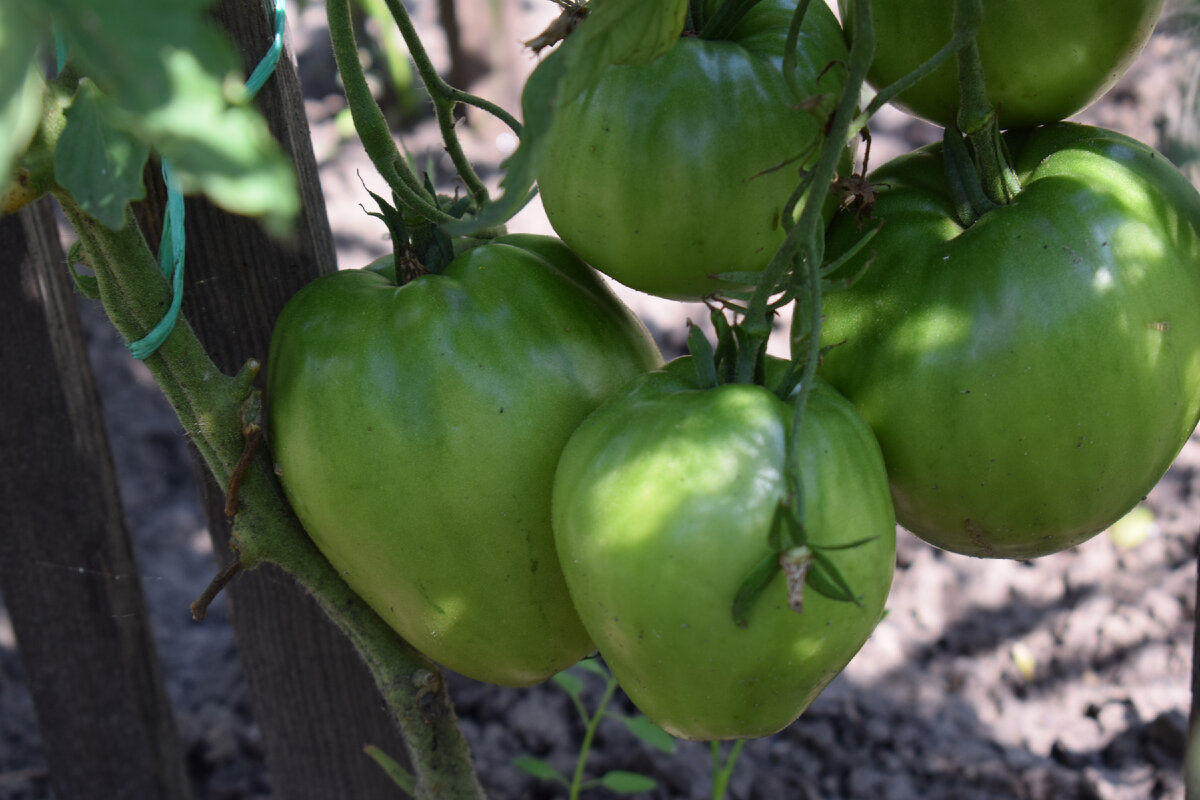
{"left": 552, "top": 358, "right": 895, "bottom": 740}
{"left": 536, "top": 0, "right": 848, "bottom": 300}
{"left": 266, "top": 234, "right": 661, "bottom": 686}
{"left": 843, "top": 0, "right": 1163, "bottom": 128}
{"left": 819, "top": 123, "right": 1200, "bottom": 559}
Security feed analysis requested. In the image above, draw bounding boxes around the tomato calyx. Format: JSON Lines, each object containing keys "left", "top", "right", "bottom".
{"left": 364, "top": 179, "right": 486, "bottom": 284}
{"left": 731, "top": 495, "right": 875, "bottom": 628}
{"left": 937, "top": 0, "right": 1023, "bottom": 224}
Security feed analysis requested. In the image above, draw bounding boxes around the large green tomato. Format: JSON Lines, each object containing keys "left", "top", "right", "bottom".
{"left": 266, "top": 235, "right": 661, "bottom": 686}
{"left": 552, "top": 358, "right": 895, "bottom": 740}
{"left": 536, "top": 0, "right": 848, "bottom": 300}
{"left": 819, "top": 123, "right": 1200, "bottom": 559}
{"left": 843, "top": 0, "right": 1163, "bottom": 128}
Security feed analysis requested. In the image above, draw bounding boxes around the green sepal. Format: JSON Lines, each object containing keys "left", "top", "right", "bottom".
{"left": 731, "top": 551, "right": 780, "bottom": 628}
{"left": 687, "top": 319, "right": 718, "bottom": 389}
{"left": 710, "top": 306, "right": 737, "bottom": 384}
{"left": 807, "top": 546, "right": 864, "bottom": 606}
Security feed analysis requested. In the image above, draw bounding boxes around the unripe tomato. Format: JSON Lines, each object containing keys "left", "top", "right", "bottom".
{"left": 844, "top": 0, "right": 1163, "bottom": 128}
{"left": 820, "top": 124, "right": 1200, "bottom": 559}
{"left": 553, "top": 358, "right": 895, "bottom": 739}
{"left": 537, "top": 0, "right": 848, "bottom": 300}
{"left": 267, "top": 235, "right": 661, "bottom": 685}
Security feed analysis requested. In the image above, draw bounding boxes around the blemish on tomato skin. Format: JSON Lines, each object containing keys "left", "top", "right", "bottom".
{"left": 964, "top": 518, "right": 996, "bottom": 557}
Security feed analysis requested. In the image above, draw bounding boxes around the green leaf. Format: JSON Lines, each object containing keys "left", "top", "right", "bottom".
{"left": 731, "top": 551, "right": 780, "bottom": 628}
{"left": 0, "top": 3, "right": 48, "bottom": 192}
{"left": 363, "top": 745, "right": 416, "bottom": 795}
{"left": 512, "top": 756, "right": 567, "bottom": 784}
{"left": 48, "top": 0, "right": 232, "bottom": 112}
{"left": 54, "top": 79, "right": 149, "bottom": 229}
{"left": 622, "top": 715, "right": 676, "bottom": 754}
{"left": 573, "top": 657, "right": 610, "bottom": 679}
{"left": 131, "top": 48, "right": 298, "bottom": 233}
{"left": 47, "top": 0, "right": 298, "bottom": 232}
{"left": 552, "top": 669, "right": 585, "bottom": 698}
{"left": 598, "top": 770, "right": 658, "bottom": 794}
{"left": 558, "top": 0, "right": 688, "bottom": 103}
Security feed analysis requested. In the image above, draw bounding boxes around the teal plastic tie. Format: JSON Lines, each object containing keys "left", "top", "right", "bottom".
{"left": 246, "top": 0, "right": 287, "bottom": 99}
{"left": 126, "top": 0, "right": 288, "bottom": 359}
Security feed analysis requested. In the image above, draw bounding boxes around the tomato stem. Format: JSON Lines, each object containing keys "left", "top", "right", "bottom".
{"left": 568, "top": 674, "right": 620, "bottom": 800}
{"left": 326, "top": 0, "right": 456, "bottom": 224}
{"left": 951, "top": 0, "right": 1021, "bottom": 206}
{"left": 376, "top": 0, "right": 523, "bottom": 202}
{"left": 849, "top": 14, "right": 972, "bottom": 133}
{"left": 710, "top": 739, "right": 746, "bottom": 799}
{"left": 781, "top": 0, "right": 816, "bottom": 99}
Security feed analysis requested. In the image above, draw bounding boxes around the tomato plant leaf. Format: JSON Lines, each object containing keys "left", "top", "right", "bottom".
{"left": 552, "top": 669, "right": 585, "bottom": 698}
{"left": 597, "top": 770, "right": 657, "bottom": 793}
{"left": 731, "top": 551, "right": 780, "bottom": 628}
{"left": 128, "top": 48, "right": 298, "bottom": 234}
{"left": 47, "top": 0, "right": 231, "bottom": 113}
{"left": 512, "top": 756, "right": 567, "bottom": 784}
{"left": 46, "top": 0, "right": 298, "bottom": 232}
{"left": 622, "top": 715, "right": 676, "bottom": 754}
{"left": 54, "top": 79, "right": 149, "bottom": 230}
{"left": 0, "top": 3, "right": 48, "bottom": 195}
{"left": 363, "top": 744, "right": 416, "bottom": 794}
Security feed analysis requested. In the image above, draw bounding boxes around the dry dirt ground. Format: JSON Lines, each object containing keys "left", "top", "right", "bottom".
{"left": 4, "top": 2, "right": 1200, "bottom": 799}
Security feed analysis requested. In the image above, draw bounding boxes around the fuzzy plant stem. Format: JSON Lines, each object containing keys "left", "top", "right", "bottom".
{"left": 326, "top": 0, "right": 456, "bottom": 223}
{"left": 377, "top": 0, "right": 521, "bottom": 203}
{"left": 55, "top": 194, "right": 486, "bottom": 800}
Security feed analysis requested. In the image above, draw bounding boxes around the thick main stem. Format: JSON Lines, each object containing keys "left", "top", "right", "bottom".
{"left": 56, "top": 194, "right": 485, "bottom": 800}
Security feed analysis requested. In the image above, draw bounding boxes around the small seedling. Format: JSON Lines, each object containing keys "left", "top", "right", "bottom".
{"left": 513, "top": 657, "right": 670, "bottom": 798}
